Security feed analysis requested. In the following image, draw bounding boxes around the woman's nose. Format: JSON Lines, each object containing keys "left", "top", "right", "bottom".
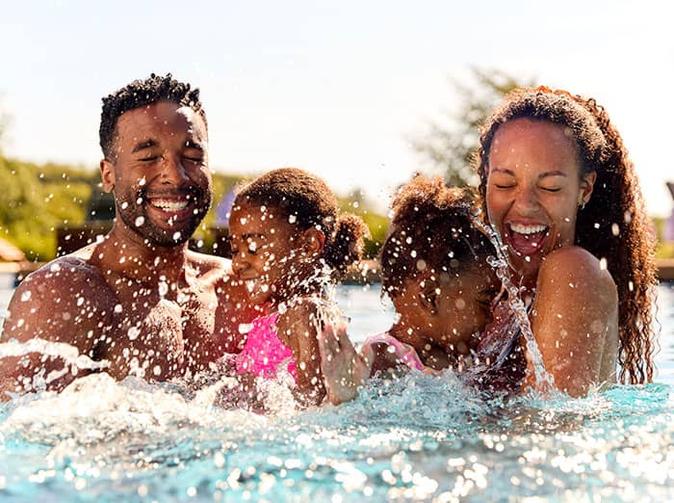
{"left": 513, "top": 186, "right": 540, "bottom": 214}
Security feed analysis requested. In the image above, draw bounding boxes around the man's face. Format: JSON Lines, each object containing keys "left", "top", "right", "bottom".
{"left": 101, "top": 101, "right": 212, "bottom": 247}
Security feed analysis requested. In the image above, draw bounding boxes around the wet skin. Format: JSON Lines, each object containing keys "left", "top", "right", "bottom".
{"left": 486, "top": 118, "right": 618, "bottom": 396}
{"left": 229, "top": 203, "right": 329, "bottom": 404}
{"left": 387, "top": 264, "right": 498, "bottom": 370}
{"left": 0, "top": 101, "right": 254, "bottom": 397}
{"left": 318, "top": 263, "right": 499, "bottom": 405}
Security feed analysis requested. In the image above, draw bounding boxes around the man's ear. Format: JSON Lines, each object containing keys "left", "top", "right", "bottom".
{"left": 100, "top": 159, "right": 115, "bottom": 193}
{"left": 417, "top": 275, "right": 439, "bottom": 315}
{"left": 301, "top": 227, "right": 326, "bottom": 255}
{"left": 580, "top": 170, "right": 597, "bottom": 206}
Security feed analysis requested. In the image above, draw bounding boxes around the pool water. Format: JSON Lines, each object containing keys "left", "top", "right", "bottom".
{"left": 0, "top": 284, "right": 673, "bottom": 502}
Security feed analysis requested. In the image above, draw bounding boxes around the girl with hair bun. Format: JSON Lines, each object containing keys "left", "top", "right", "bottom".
{"left": 227, "top": 167, "right": 368, "bottom": 405}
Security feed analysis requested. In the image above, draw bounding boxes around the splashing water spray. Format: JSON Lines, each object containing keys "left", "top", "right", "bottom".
{"left": 470, "top": 214, "right": 555, "bottom": 391}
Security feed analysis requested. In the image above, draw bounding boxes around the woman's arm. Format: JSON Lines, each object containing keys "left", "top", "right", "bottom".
{"left": 528, "top": 246, "right": 618, "bottom": 396}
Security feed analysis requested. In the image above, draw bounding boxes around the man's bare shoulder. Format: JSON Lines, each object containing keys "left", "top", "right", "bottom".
{"left": 22, "top": 247, "right": 110, "bottom": 292}
{"left": 3, "top": 249, "right": 116, "bottom": 344}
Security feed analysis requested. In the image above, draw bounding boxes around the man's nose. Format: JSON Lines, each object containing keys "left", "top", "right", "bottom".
{"left": 160, "top": 154, "right": 190, "bottom": 185}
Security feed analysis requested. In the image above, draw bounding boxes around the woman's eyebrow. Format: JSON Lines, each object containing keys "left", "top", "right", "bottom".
{"left": 491, "top": 167, "right": 515, "bottom": 176}
{"left": 538, "top": 170, "right": 567, "bottom": 178}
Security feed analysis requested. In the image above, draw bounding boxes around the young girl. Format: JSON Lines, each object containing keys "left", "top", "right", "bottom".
{"left": 226, "top": 167, "right": 368, "bottom": 406}
{"left": 319, "top": 175, "right": 524, "bottom": 404}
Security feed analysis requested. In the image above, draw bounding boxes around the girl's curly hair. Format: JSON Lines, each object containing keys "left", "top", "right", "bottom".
{"left": 381, "top": 175, "right": 495, "bottom": 298}
{"left": 476, "top": 86, "right": 657, "bottom": 384}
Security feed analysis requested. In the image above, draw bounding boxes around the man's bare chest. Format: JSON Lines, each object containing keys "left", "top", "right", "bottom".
{"left": 98, "top": 284, "right": 220, "bottom": 379}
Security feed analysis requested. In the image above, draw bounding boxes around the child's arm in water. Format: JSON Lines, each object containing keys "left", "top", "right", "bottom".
{"left": 276, "top": 298, "right": 327, "bottom": 406}
{"left": 318, "top": 326, "right": 437, "bottom": 405}
{"left": 317, "top": 323, "right": 371, "bottom": 405}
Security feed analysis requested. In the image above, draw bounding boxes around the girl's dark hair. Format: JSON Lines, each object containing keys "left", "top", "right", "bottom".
{"left": 476, "top": 86, "right": 657, "bottom": 384}
{"left": 381, "top": 175, "right": 496, "bottom": 297}
{"left": 235, "top": 167, "right": 368, "bottom": 275}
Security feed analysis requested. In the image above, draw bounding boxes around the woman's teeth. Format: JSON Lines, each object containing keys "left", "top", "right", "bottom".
{"left": 510, "top": 223, "right": 548, "bottom": 235}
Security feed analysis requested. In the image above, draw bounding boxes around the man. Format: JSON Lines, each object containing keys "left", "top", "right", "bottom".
{"left": 0, "top": 74, "right": 251, "bottom": 397}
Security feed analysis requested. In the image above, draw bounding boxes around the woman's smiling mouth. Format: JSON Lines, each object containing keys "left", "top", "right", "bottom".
{"left": 505, "top": 222, "right": 550, "bottom": 257}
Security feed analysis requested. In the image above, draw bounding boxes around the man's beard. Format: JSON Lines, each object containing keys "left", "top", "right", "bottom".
{"left": 115, "top": 185, "right": 212, "bottom": 248}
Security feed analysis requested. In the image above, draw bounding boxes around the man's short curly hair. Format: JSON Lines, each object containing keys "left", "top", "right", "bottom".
{"left": 99, "top": 73, "right": 207, "bottom": 160}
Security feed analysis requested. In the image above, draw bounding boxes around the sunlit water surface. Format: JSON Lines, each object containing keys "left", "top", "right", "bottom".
{"left": 0, "top": 281, "right": 672, "bottom": 502}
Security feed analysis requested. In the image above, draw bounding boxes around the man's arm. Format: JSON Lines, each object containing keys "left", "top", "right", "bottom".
{"left": 0, "top": 259, "right": 113, "bottom": 398}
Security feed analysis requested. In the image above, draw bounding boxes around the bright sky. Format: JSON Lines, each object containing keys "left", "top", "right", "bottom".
{"left": 1, "top": 0, "right": 673, "bottom": 215}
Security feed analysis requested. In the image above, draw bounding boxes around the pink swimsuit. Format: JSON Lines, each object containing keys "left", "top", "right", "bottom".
{"left": 360, "top": 332, "right": 430, "bottom": 373}
{"left": 235, "top": 312, "right": 298, "bottom": 380}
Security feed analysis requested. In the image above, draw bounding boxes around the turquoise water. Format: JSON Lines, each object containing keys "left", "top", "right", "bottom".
{"left": 0, "top": 283, "right": 672, "bottom": 502}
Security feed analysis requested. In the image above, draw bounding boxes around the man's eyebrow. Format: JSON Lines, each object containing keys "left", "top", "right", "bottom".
{"left": 184, "top": 140, "right": 204, "bottom": 151}
{"left": 131, "top": 139, "right": 158, "bottom": 153}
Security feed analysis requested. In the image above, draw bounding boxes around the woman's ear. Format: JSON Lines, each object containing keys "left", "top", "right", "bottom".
{"left": 579, "top": 170, "right": 597, "bottom": 206}
{"left": 100, "top": 159, "right": 115, "bottom": 193}
{"left": 301, "top": 227, "right": 326, "bottom": 255}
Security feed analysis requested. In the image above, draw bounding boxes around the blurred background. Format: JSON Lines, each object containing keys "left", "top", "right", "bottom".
{"left": 0, "top": 0, "right": 672, "bottom": 271}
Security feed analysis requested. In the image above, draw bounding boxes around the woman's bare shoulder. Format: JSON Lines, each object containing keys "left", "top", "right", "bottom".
{"left": 538, "top": 246, "right": 616, "bottom": 297}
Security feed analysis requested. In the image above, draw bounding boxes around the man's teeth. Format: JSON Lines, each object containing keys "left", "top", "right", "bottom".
{"left": 150, "top": 199, "right": 188, "bottom": 211}
{"left": 510, "top": 223, "right": 548, "bottom": 235}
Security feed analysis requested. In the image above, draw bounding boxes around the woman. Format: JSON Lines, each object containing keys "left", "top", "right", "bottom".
{"left": 477, "top": 86, "right": 656, "bottom": 395}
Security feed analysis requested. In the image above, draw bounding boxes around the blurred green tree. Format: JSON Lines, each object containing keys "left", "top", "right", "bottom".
{"left": 413, "top": 68, "right": 535, "bottom": 187}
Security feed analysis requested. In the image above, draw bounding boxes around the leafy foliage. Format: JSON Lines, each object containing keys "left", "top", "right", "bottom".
{"left": 413, "top": 68, "right": 536, "bottom": 187}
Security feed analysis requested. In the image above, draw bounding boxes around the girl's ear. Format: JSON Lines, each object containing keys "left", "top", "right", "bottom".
{"left": 417, "top": 276, "right": 439, "bottom": 315}
{"left": 301, "top": 227, "right": 326, "bottom": 255}
{"left": 100, "top": 159, "right": 115, "bottom": 193}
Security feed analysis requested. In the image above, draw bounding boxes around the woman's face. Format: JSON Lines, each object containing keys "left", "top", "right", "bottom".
{"left": 485, "top": 118, "right": 596, "bottom": 284}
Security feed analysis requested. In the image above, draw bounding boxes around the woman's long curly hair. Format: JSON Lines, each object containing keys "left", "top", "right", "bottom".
{"left": 475, "top": 86, "right": 657, "bottom": 384}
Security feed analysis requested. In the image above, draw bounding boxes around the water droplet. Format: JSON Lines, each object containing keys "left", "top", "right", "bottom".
{"left": 173, "top": 231, "right": 181, "bottom": 241}
{"left": 127, "top": 326, "right": 141, "bottom": 340}
{"left": 288, "top": 214, "right": 297, "bottom": 224}
{"left": 20, "top": 290, "right": 32, "bottom": 302}
{"left": 135, "top": 216, "right": 145, "bottom": 227}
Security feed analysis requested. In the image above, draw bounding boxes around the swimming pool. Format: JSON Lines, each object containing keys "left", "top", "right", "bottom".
{"left": 0, "top": 283, "right": 672, "bottom": 502}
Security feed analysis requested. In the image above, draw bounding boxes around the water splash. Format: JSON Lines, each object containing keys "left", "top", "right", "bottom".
{"left": 470, "top": 215, "right": 555, "bottom": 391}
{"left": 0, "top": 338, "right": 109, "bottom": 372}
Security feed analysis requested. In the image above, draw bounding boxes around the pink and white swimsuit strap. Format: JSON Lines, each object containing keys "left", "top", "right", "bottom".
{"left": 361, "top": 332, "right": 428, "bottom": 372}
